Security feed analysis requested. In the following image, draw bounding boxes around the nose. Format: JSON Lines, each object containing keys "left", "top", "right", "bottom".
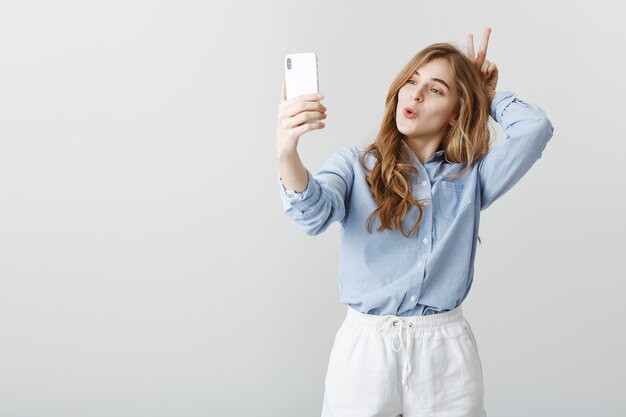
{"left": 410, "top": 83, "right": 424, "bottom": 102}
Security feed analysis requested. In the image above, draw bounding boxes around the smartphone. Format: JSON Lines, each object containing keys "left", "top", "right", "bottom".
{"left": 284, "top": 52, "right": 320, "bottom": 123}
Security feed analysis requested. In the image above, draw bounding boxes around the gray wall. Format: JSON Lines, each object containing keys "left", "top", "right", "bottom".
{"left": 0, "top": 0, "right": 624, "bottom": 416}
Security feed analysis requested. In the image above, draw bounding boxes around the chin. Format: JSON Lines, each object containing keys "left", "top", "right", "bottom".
{"left": 396, "top": 124, "right": 408, "bottom": 136}
{"left": 395, "top": 118, "right": 408, "bottom": 134}
{"left": 396, "top": 121, "right": 415, "bottom": 136}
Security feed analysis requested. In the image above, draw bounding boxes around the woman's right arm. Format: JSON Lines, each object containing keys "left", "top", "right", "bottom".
{"left": 275, "top": 82, "right": 354, "bottom": 236}
{"left": 275, "top": 81, "right": 326, "bottom": 191}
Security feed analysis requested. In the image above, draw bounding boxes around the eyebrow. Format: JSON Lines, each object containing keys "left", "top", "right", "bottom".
{"left": 413, "top": 70, "right": 450, "bottom": 91}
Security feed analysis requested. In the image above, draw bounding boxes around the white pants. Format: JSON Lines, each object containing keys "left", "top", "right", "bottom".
{"left": 321, "top": 304, "right": 487, "bottom": 417}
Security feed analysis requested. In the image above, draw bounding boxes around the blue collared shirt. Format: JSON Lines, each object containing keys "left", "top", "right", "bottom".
{"left": 277, "top": 91, "right": 555, "bottom": 316}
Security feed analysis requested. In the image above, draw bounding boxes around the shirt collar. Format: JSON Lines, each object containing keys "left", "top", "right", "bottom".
{"left": 434, "top": 149, "right": 452, "bottom": 164}
{"left": 401, "top": 140, "right": 451, "bottom": 164}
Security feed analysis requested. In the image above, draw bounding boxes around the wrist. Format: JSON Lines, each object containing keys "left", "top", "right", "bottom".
{"left": 277, "top": 143, "right": 299, "bottom": 162}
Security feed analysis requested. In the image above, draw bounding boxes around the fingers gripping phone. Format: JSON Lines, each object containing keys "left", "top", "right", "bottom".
{"left": 284, "top": 52, "right": 320, "bottom": 124}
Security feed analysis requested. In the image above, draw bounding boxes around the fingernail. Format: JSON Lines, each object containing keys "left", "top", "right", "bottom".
{"left": 318, "top": 93, "right": 325, "bottom": 98}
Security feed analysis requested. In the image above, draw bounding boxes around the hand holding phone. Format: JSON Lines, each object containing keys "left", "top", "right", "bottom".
{"left": 276, "top": 52, "right": 327, "bottom": 158}
{"left": 284, "top": 52, "right": 323, "bottom": 126}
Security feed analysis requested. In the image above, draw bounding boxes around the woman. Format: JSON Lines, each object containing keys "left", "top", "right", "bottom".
{"left": 275, "top": 28, "right": 555, "bottom": 417}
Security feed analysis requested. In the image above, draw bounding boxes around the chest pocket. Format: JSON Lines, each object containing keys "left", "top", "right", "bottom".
{"left": 437, "top": 180, "right": 473, "bottom": 221}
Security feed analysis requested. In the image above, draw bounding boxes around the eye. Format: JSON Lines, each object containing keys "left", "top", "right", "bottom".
{"left": 406, "top": 79, "right": 443, "bottom": 95}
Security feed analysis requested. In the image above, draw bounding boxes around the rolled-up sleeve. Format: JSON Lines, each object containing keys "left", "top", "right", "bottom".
{"left": 277, "top": 146, "right": 355, "bottom": 236}
{"left": 478, "top": 91, "right": 556, "bottom": 211}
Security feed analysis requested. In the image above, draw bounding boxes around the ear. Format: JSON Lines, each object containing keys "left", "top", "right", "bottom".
{"left": 448, "top": 108, "right": 460, "bottom": 126}
{"left": 449, "top": 98, "right": 461, "bottom": 126}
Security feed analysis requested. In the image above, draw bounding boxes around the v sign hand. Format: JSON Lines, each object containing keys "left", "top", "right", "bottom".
{"left": 467, "top": 27, "right": 499, "bottom": 103}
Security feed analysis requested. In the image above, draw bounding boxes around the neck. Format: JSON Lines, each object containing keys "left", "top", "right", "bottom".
{"left": 403, "top": 137, "right": 443, "bottom": 165}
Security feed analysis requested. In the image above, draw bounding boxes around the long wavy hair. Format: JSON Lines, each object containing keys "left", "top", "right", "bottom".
{"left": 358, "top": 43, "right": 493, "bottom": 241}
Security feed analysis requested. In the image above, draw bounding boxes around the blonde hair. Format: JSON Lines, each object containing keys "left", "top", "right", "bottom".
{"left": 359, "top": 42, "right": 492, "bottom": 241}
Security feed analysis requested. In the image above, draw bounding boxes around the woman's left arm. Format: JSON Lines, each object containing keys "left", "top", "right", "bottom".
{"left": 478, "top": 92, "right": 555, "bottom": 210}
{"left": 466, "top": 27, "right": 555, "bottom": 210}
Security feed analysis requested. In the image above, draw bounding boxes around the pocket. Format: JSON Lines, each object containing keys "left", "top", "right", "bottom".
{"left": 460, "top": 320, "right": 485, "bottom": 384}
{"left": 460, "top": 321, "right": 480, "bottom": 357}
{"left": 437, "top": 180, "right": 472, "bottom": 221}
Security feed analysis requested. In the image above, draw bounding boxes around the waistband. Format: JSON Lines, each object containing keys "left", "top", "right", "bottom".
{"left": 343, "top": 304, "right": 465, "bottom": 330}
{"left": 342, "top": 304, "right": 466, "bottom": 391}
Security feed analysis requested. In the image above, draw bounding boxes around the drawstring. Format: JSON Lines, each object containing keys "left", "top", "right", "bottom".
{"left": 376, "top": 316, "right": 414, "bottom": 390}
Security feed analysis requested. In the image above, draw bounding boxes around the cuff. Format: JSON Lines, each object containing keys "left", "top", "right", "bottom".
{"left": 490, "top": 91, "right": 517, "bottom": 122}
{"left": 277, "top": 168, "right": 321, "bottom": 208}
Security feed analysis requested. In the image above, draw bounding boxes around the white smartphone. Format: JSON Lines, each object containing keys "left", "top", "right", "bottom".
{"left": 284, "top": 52, "right": 320, "bottom": 123}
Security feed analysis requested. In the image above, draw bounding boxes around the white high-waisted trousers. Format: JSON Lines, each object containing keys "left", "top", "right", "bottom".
{"left": 321, "top": 304, "right": 487, "bottom": 417}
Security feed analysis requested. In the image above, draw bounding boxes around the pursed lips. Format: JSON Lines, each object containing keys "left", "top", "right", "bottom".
{"left": 403, "top": 106, "right": 417, "bottom": 119}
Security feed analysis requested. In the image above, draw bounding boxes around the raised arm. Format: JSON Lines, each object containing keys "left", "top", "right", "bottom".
{"left": 278, "top": 146, "right": 356, "bottom": 236}
{"left": 478, "top": 92, "right": 555, "bottom": 210}
{"left": 275, "top": 81, "right": 327, "bottom": 191}
{"left": 465, "top": 27, "right": 555, "bottom": 210}
{"left": 275, "top": 80, "right": 354, "bottom": 236}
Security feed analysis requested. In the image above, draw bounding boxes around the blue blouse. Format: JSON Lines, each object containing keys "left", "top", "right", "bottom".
{"left": 277, "top": 91, "right": 555, "bottom": 316}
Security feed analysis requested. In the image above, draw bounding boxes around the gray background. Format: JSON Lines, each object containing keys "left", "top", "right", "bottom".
{"left": 1, "top": 0, "right": 624, "bottom": 416}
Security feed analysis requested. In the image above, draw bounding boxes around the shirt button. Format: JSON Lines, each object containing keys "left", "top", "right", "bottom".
{"left": 410, "top": 295, "right": 416, "bottom": 302}
{"left": 417, "top": 262, "right": 422, "bottom": 267}
{"left": 423, "top": 238, "right": 429, "bottom": 245}
{"left": 421, "top": 180, "right": 427, "bottom": 186}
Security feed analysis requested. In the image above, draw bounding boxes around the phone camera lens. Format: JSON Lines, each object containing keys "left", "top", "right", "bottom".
{"left": 287, "top": 58, "right": 291, "bottom": 70}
